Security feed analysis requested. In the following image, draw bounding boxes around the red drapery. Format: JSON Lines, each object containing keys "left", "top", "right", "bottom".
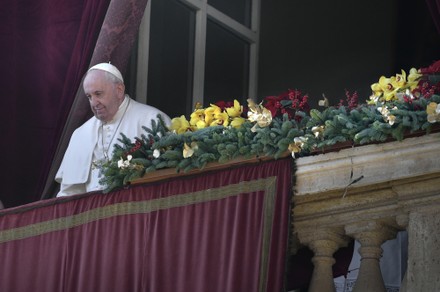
{"left": 0, "top": 0, "right": 110, "bottom": 208}
{"left": 0, "top": 158, "right": 293, "bottom": 292}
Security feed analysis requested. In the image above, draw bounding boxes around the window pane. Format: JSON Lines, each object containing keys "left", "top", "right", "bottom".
{"left": 208, "top": 0, "right": 252, "bottom": 28}
{"left": 204, "top": 20, "right": 250, "bottom": 106}
{"left": 147, "top": 0, "right": 195, "bottom": 118}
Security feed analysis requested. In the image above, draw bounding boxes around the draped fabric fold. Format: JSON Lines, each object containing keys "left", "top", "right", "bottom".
{"left": 39, "top": 0, "right": 112, "bottom": 199}
{"left": 0, "top": 0, "right": 111, "bottom": 208}
{"left": 42, "top": 0, "right": 148, "bottom": 199}
{"left": 1, "top": 158, "right": 293, "bottom": 292}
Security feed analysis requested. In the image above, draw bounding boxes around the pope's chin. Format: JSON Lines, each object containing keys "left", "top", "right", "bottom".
{"left": 93, "top": 110, "right": 107, "bottom": 122}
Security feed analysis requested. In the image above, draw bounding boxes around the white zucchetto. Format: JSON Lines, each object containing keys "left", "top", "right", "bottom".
{"left": 88, "top": 62, "right": 124, "bottom": 83}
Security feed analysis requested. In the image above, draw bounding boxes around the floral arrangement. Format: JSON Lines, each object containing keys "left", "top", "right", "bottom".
{"left": 99, "top": 61, "right": 440, "bottom": 193}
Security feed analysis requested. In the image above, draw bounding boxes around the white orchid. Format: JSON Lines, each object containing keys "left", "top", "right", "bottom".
{"left": 117, "top": 155, "right": 132, "bottom": 169}
{"left": 153, "top": 149, "right": 161, "bottom": 158}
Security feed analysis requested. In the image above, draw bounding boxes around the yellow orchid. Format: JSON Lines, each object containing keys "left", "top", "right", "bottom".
{"left": 230, "top": 117, "right": 245, "bottom": 128}
{"left": 170, "top": 115, "right": 192, "bottom": 134}
{"left": 369, "top": 68, "right": 423, "bottom": 104}
{"left": 393, "top": 69, "right": 407, "bottom": 88}
{"left": 225, "top": 100, "right": 243, "bottom": 118}
{"left": 183, "top": 142, "right": 198, "bottom": 158}
{"left": 370, "top": 76, "right": 394, "bottom": 102}
{"left": 427, "top": 102, "right": 440, "bottom": 123}
{"left": 379, "top": 76, "right": 398, "bottom": 101}
{"left": 379, "top": 76, "right": 395, "bottom": 92}
{"left": 383, "top": 89, "right": 399, "bottom": 102}
{"left": 204, "top": 104, "right": 221, "bottom": 125}
{"left": 190, "top": 109, "right": 207, "bottom": 129}
{"left": 408, "top": 68, "right": 422, "bottom": 83}
{"left": 176, "top": 100, "right": 246, "bottom": 131}
{"left": 407, "top": 68, "right": 422, "bottom": 91}
{"left": 247, "top": 99, "right": 273, "bottom": 132}
{"left": 211, "top": 111, "right": 230, "bottom": 127}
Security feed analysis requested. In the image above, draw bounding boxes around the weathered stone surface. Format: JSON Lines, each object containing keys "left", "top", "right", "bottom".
{"left": 405, "top": 210, "right": 440, "bottom": 292}
{"left": 292, "top": 133, "right": 440, "bottom": 292}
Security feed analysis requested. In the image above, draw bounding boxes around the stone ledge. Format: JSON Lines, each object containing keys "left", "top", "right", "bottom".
{"left": 295, "top": 132, "right": 440, "bottom": 195}
{"left": 293, "top": 132, "right": 440, "bottom": 230}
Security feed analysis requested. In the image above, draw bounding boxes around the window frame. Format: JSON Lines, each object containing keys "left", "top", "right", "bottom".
{"left": 135, "top": 0, "right": 261, "bottom": 110}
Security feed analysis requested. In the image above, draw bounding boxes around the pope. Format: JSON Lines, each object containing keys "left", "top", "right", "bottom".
{"left": 55, "top": 63, "right": 171, "bottom": 197}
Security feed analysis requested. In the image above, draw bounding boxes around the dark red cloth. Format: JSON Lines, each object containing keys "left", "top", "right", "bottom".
{"left": 0, "top": 0, "right": 110, "bottom": 208}
{"left": 0, "top": 158, "right": 293, "bottom": 292}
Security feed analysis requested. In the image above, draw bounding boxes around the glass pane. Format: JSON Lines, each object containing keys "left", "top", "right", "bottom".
{"left": 147, "top": 0, "right": 195, "bottom": 118}
{"left": 208, "top": 0, "right": 252, "bottom": 28}
{"left": 204, "top": 20, "right": 250, "bottom": 106}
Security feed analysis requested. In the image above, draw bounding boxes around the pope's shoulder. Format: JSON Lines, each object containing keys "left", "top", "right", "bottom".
{"left": 128, "top": 98, "right": 171, "bottom": 124}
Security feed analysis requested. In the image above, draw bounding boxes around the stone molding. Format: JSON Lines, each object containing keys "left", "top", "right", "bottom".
{"left": 292, "top": 133, "right": 440, "bottom": 292}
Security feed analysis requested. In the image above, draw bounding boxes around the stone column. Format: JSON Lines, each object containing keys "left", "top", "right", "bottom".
{"left": 405, "top": 209, "right": 440, "bottom": 292}
{"left": 345, "top": 221, "right": 397, "bottom": 292}
{"left": 297, "top": 228, "right": 349, "bottom": 292}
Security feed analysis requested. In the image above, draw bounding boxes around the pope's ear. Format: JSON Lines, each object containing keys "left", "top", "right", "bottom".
{"left": 116, "top": 82, "right": 125, "bottom": 97}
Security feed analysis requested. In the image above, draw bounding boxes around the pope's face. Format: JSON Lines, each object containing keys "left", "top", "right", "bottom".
{"left": 83, "top": 70, "right": 125, "bottom": 123}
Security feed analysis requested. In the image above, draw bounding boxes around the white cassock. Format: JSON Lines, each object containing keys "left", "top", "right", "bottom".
{"left": 55, "top": 96, "right": 171, "bottom": 197}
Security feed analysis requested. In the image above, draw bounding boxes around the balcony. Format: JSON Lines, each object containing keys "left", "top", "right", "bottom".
{"left": 292, "top": 132, "right": 440, "bottom": 292}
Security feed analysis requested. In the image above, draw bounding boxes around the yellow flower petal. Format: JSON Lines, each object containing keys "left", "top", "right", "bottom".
{"left": 170, "top": 115, "right": 191, "bottom": 134}
{"left": 393, "top": 69, "right": 407, "bottom": 88}
{"left": 204, "top": 105, "right": 221, "bottom": 125}
{"left": 190, "top": 109, "right": 205, "bottom": 127}
{"left": 230, "top": 117, "right": 245, "bottom": 128}
{"left": 408, "top": 68, "right": 422, "bottom": 83}
{"left": 226, "top": 100, "right": 243, "bottom": 118}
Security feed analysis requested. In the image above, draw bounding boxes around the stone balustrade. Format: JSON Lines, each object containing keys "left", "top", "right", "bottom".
{"left": 292, "top": 132, "right": 440, "bottom": 292}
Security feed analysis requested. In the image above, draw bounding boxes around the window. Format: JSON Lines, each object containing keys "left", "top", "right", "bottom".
{"left": 133, "top": 0, "right": 260, "bottom": 118}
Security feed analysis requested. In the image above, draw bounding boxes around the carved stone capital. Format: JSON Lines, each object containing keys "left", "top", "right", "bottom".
{"left": 345, "top": 220, "right": 398, "bottom": 247}
{"left": 296, "top": 227, "right": 350, "bottom": 254}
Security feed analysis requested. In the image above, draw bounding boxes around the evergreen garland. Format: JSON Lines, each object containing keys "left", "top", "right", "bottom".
{"left": 99, "top": 90, "right": 440, "bottom": 193}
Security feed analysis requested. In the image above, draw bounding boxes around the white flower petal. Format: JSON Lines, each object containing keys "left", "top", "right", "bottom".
{"left": 153, "top": 149, "right": 160, "bottom": 158}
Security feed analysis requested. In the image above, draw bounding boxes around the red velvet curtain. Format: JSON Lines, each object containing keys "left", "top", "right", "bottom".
{"left": 0, "top": 158, "right": 293, "bottom": 292}
{"left": 0, "top": 0, "right": 110, "bottom": 208}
